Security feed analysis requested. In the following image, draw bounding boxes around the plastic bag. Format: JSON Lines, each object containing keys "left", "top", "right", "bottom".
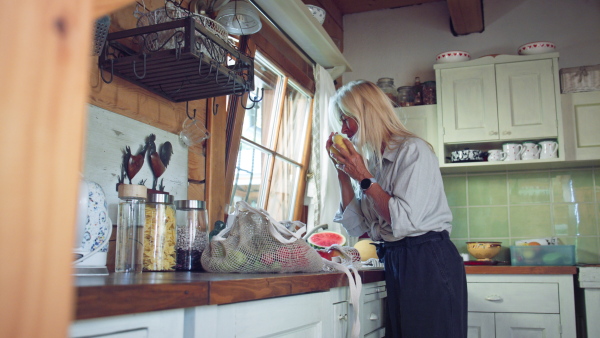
{"left": 200, "top": 201, "right": 324, "bottom": 273}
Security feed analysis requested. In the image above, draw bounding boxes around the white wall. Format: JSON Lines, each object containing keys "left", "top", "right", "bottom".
{"left": 342, "top": 0, "right": 600, "bottom": 87}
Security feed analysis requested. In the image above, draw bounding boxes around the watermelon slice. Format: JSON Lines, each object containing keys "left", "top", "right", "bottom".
{"left": 307, "top": 231, "right": 346, "bottom": 249}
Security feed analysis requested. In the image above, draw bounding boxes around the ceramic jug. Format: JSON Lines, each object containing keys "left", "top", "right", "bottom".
{"left": 521, "top": 141, "right": 542, "bottom": 160}
{"left": 539, "top": 140, "right": 558, "bottom": 159}
{"left": 503, "top": 143, "right": 523, "bottom": 161}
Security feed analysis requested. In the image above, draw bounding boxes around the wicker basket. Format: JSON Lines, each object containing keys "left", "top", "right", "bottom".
{"left": 559, "top": 65, "right": 600, "bottom": 93}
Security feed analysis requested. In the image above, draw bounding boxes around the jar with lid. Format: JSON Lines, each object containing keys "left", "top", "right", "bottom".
{"left": 115, "top": 184, "right": 147, "bottom": 273}
{"left": 143, "top": 193, "right": 176, "bottom": 272}
{"left": 175, "top": 200, "right": 209, "bottom": 271}
{"left": 396, "top": 86, "right": 415, "bottom": 107}
{"left": 423, "top": 81, "right": 436, "bottom": 105}
{"left": 376, "top": 77, "right": 398, "bottom": 106}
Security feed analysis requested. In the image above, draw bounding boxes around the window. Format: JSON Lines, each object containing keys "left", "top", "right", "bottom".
{"left": 230, "top": 52, "right": 313, "bottom": 221}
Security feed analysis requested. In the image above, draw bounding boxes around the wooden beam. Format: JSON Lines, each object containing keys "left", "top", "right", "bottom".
{"left": 447, "top": 0, "right": 484, "bottom": 35}
{"left": 94, "top": 0, "right": 136, "bottom": 18}
{"left": 331, "top": 0, "right": 443, "bottom": 15}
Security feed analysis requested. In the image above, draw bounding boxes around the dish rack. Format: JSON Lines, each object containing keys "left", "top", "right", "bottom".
{"left": 98, "top": 14, "right": 254, "bottom": 102}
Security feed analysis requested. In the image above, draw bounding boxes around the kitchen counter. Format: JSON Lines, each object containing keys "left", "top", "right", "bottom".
{"left": 74, "top": 265, "right": 576, "bottom": 320}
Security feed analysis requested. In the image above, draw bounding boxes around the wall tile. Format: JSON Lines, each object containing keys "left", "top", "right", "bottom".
{"left": 443, "top": 175, "right": 467, "bottom": 207}
{"left": 553, "top": 203, "right": 598, "bottom": 236}
{"left": 446, "top": 167, "right": 600, "bottom": 263}
{"left": 508, "top": 172, "right": 551, "bottom": 204}
{"left": 450, "top": 207, "right": 468, "bottom": 238}
{"left": 509, "top": 205, "right": 552, "bottom": 237}
{"left": 469, "top": 206, "right": 509, "bottom": 238}
{"left": 467, "top": 174, "right": 507, "bottom": 206}
{"left": 551, "top": 170, "right": 594, "bottom": 202}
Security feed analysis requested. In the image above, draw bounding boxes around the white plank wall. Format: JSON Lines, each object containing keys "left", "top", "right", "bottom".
{"left": 83, "top": 105, "right": 189, "bottom": 221}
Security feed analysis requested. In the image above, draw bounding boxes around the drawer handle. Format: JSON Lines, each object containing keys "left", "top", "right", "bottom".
{"left": 485, "top": 295, "right": 502, "bottom": 301}
{"left": 489, "top": 131, "right": 498, "bottom": 135}
{"left": 369, "top": 313, "right": 378, "bottom": 321}
{"left": 338, "top": 314, "right": 348, "bottom": 321}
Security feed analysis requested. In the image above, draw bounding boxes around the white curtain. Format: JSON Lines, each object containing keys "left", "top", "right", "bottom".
{"left": 306, "top": 65, "right": 345, "bottom": 235}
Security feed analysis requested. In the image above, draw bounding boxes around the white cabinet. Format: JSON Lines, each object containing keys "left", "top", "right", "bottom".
{"left": 395, "top": 105, "right": 438, "bottom": 155}
{"left": 330, "top": 280, "right": 387, "bottom": 338}
{"left": 467, "top": 274, "right": 576, "bottom": 338}
{"left": 188, "top": 291, "right": 333, "bottom": 338}
{"left": 561, "top": 91, "right": 600, "bottom": 161}
{"left": 434, "top": 53, "right": 565, "bottom": 169}
{"left": 70, "top": 308, "right": 185, "bottom": 338}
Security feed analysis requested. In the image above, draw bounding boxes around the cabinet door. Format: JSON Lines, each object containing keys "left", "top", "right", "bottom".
{"left": 495, "top": 313, "right": 561, "bottom": 338}
{"left": 496, "top": 59, "right": 558, "bottom": 140}
{"left": 467, "top": 312, "right": 495, "bottom": 338}
{"left": 561, "top": 91, "right": 600, "bottom": 160}
{"left": 396, "top": 105, "right": 438, "bottom": 154}
{"left": 440, "top": 65, "right": 498, "bottom": 143}
{"left": 333, "top": 301, "right": 350, "bottom": 338}
{"left": 70, "top": 308, "right": 185, "bottom": 338}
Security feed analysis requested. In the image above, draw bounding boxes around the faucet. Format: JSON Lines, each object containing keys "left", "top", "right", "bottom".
{"left": 302, "top": 223, "right": 328, "bottom": 240}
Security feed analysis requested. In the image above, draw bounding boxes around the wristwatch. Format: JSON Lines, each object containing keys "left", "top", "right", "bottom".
{"left": 360, "top": 177, "right": 377, "bottom": 191}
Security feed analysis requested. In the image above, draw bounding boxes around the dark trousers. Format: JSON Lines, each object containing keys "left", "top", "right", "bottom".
{"left": 382, "top": 231, "right": 467, "bottom": 338}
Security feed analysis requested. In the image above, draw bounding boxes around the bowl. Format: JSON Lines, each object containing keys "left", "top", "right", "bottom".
{"left": 306, "top": 5, "right": 326, "bottom": 25}
{"left": 467, "top": 242, "right": 502, "bottom": 261}
{"left": 436, "top": 51, "right": 471, "bottom": 63}
{"left": 518, "top": 41, "right": 556, "bottom": 55}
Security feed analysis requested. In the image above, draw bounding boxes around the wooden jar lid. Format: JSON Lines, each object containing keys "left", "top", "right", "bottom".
{"left": 118, "top": 184, "right": 147, "bottom": 199}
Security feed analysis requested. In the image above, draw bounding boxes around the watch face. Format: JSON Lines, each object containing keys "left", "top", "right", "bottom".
{"left": 361, "top": 178, "right": 372, "bottom": 190}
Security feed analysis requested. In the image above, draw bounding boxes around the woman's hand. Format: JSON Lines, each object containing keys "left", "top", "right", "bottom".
{"left": 329, "top": 134, "right": 372, "bottom": 181}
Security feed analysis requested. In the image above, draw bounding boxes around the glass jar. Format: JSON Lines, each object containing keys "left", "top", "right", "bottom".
{"left": 115, "top": 184, "right": 147, "bottom": 273}
{"left": 376, "top": 77, "right": 398, "bottom": 106}
{"left": 423, "top": 81, "right": 437, "bottom": 105}
{"left": 143, "top": 193, "right": 176, "bottom": 272}
{"left": 175, "top": 200, "right": 209, "bottom": 271}
{"left": 396, "top": 86, "right": 415, "bottom": 107}
{"left": 413, "top": 77, "right": 423, "bottom": 105}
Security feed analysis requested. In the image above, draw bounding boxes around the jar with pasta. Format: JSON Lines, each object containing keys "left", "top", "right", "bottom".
{"left": 175, "top": 200, "right": 209, "bottom": 271}
{"left": 143, "top": 193, "right": 176, "bottom": 271}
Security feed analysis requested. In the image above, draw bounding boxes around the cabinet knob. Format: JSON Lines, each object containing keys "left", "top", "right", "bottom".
{"left": 502, "top": 131, "right": 512, "bottom": 135}
{"left": 338, "top": 314, "right": 348, "bottom": 321}
{"left": 489, "top": 131, "right": 498, "bottom": 135}
{"left": 369, "top": 313, "right": 379, "bottom": 321}
{"left": 485, "top": 295, "right": 503, "bottom": 301}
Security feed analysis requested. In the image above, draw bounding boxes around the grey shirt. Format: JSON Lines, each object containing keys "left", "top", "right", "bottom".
{"left": 334, "top": 137, "right": 452, "bottom": 242}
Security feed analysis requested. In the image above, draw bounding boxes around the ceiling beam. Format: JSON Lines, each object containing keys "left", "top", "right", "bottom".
{"left": 331, "top": 0, "right": 444, "bottom": 15}
{"left": 446, "top": 0, "right": 484, "bottom": 35}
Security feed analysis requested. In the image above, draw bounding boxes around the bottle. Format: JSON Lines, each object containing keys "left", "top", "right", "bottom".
{"left": 376, "top": 78, "right": 398, "bottom": 106}
{"left": 143, "top": 193, "right": 176, "bottom": 272}
{"left": 423, "top": 81, "right": 436, "bottom": 105}
{"left": 175, "top": 200, "right": 210, "bottom": 271}
{"left": 115, "top": 184, "right": 147, "bottom": 273}
{"left": 413, "top": 77, "right": 423, "bottom": 106}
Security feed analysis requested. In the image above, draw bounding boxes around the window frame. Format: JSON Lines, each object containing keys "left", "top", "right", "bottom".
{"left": 230, "top": 51, "right": 314, "bottom": 221}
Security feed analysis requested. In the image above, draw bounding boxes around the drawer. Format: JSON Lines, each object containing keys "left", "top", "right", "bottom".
{"left": 468, "top": 282, "right": 559, "bottom": 313}
{"left": 361, "top": 297, "right": 386, "bottom": 335}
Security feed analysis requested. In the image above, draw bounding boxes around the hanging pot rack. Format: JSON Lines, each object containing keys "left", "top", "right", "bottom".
{"left": 98, "top": 16, "right": 255, "bottom": 103}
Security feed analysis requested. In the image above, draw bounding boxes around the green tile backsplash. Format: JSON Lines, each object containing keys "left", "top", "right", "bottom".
{"left": 444, "top": 167, "right": 600, "bottom": 264}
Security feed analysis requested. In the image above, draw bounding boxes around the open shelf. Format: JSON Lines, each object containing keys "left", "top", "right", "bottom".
{"left": 99, "top": 17, "right": 254, "bottom": 103}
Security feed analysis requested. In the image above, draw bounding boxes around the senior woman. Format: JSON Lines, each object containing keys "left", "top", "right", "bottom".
{"left": 326, "top": 80, "right": 467, "bottom": 338}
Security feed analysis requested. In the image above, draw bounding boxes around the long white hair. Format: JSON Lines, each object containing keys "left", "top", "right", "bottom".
{"left": 329, "top": 80, "right": 432, "bottom": 168}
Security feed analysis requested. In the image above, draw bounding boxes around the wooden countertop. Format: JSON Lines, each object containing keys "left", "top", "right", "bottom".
{"left": 74, "top": 265, "right": 577, "bottom": 321}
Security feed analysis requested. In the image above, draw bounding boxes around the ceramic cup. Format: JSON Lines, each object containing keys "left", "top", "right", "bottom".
{"left": 487, "top": 149, "right": 507, "bottom": 162}
{"left": 539, "top": 140, "right": 559, "bottom": 159}
{"left": 502, "top": 143, "right": 523, "bottom": 161}
{"left": 521, "top": 141, "right": 541, "bottom": 160}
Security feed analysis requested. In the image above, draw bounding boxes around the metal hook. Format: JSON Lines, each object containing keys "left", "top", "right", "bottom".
{"left": 100, "top": 59, "right": 114, "bottom": 84}
{"left": 197, "top": 52, "right": 204, "bottom": 76}
{"left": 213, "top": 99, "right": 219, "bottom": 116}
{"left": 133, "top": 53, "right": 147, "bottom": 79}
{"left": 199, "top": 60, "right": 216, "bottom": 80}
{"left": 159, "top": 80, "right": 184, "bottom": 97}
{"left": 186, "top": 101, "right": 197, "bottom": 120}
{"left": 240, "top": 97, "right": 257, "bottom": 110}
{"left": 248, "top": 88, "right": 264, "bottom": 103}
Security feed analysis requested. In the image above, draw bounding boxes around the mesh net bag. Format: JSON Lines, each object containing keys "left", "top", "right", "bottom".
{"left": 201, "top": 201, "right": 324, "bottom": 273}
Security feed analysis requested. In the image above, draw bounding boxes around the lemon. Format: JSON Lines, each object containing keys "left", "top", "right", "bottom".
{"left": 354, "top": 239, "right": 378, "bottom": 261}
